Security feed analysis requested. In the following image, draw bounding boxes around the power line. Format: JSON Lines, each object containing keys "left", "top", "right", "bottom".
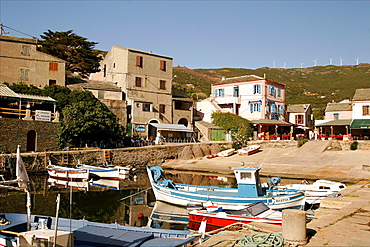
{"left": 0, "top": 24, "right": 38, "bottom": 39}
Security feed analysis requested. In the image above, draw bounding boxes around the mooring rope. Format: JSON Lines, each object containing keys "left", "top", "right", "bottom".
{"left": 208, "top": 232, "right": 284, "bottom": 247}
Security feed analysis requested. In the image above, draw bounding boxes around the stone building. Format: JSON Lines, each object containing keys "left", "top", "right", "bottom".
{"left": 0, "top": 35, "right": 66, "bottom": 87}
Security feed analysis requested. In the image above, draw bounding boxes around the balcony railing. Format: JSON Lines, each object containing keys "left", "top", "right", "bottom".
{"left": 0, "top": 107, "right": 59, "bottom": 122}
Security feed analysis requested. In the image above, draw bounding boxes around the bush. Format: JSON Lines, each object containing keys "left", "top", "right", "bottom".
{"left": 297, "top": 138, "right": 309, "bottom": 148}
{"left": 350, "top": 141, "right": 358, "bottom": 150}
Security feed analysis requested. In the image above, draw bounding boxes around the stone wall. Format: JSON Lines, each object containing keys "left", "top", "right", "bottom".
{"left": 0, "top": 118, "right": 58, "bottom": 153}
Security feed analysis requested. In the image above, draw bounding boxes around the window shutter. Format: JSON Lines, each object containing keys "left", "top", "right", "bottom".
{"left": 221, "top": 88, "right": 225, "bottom": 97}
{"left": 160, "top": 60, "right": 166, "bottom": 71}
{"left": 214, "top": 89, "right": 218, "bottom": 97}
{"left": 250, "top": 103, "right": 253, "bottom": 113}
{"left": 258, "top": 102, "right": 261, "bottom": 112}
{"left": 278, "top": 88, "right": 281, "bottom": 97}
{"left": 253, "top": 85, "right": 256, "bottom": 94}
{"left": 136, "top": 56, "right": 143, "bottom": 67}
{"left": 258, "top": 84, "right": 261, "bottom": 93}
{"left": 363, "top": 105, "right": 367, "bottom": 115}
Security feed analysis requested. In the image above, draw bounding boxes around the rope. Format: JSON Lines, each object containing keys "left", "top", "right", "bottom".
{"left": 208, "top": 233, "right": 283, "bottom": 247}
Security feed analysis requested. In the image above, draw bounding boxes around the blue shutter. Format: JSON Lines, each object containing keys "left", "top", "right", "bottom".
{"left": 221, "top": 88, "right": 225, "bottom": 97}
{"left": 271, "top": 86, "right": 275, "bottom": 95}
{"left": 278, "top": 88, "right": 281, "bottom": 97}
{"left": 258, "top": 102, "right": 261, "bottom": 112}
{"left": 258, "top": 84, "right": 261, "bottom": 93}
{"left": 214, "top": 89, "right": 218, "bottom": 97}
{"left": 272, "top": 104, "right": 276, "bottom": 113}
{"left": 250, "top": 103, "right": 253, "bottom": 113}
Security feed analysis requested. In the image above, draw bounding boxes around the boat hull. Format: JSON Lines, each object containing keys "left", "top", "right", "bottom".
{"left": 47, "top": 165, "right": 89, "bottom": 181}
{"left": 78, "top": 165, "right": 120, "bottom": 180}
{"left": 188, "top": 210, "right": 282, "bottom": 232}
{"left": 147, "top": 167, "right": 304, "bottom": 210}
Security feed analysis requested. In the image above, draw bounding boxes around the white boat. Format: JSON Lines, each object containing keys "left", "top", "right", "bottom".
{"left": 276, "top": 180, "right": 346, "bottom": 205}
{"left": 90, "top": 179, "right": 120, "bottom": 190}
{"left": 77, "top": 164, "right": 120, "bottom": 180}
{"left": 113, "top": 165, "right": 132, "bottom": 176}
{"left": 217, "top": 148, "right": 236, "bottom": 157}
{"left": 47, "top": 163, "right": 89, "bottom": 181}
{"left": 147, "top": 165, "right": 305, "bottom": 210}
{"left": 237, "top": 145, "right": 261, "bottom": 155}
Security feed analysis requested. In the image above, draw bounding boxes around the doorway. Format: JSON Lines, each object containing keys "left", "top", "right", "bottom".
{"left": 27, "top": 130, "right": 36, "bottom": 151}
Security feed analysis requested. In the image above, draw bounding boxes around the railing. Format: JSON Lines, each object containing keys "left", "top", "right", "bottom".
{"left": 0, "top": 107, "right": 58, "bottom": 122}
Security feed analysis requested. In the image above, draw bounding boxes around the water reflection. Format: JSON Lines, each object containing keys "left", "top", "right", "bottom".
{"left": 0, "top": 168, "right": 306, "bottom": 230}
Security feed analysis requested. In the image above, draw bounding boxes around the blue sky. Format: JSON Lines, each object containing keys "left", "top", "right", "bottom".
{"left": 1, "top": 1, "right": 369, "bottom": 69}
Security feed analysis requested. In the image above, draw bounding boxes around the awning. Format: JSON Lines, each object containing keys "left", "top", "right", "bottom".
{"left": 150, "top": 123, "right": 193, "bottom": 132}
{"left": 350, "top": 119, "right": 370, "bottom": 129}
{"left": 250, "top": 119, "right": 293, "bottom": 126}
{"left": 316, "top": 119, "right": 352, "bottom": 127}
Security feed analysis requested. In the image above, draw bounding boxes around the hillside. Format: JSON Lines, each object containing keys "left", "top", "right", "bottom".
{"left": 173, "top": 64, "right": 370, "bottom": 119}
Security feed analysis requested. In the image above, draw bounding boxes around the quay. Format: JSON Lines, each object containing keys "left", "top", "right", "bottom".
{"left": 161, "top": 140, "right": 370, "bottom": 246}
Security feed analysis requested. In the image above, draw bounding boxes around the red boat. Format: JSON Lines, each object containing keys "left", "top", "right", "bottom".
{"left": 188, "top": 202, "right": 282, "bottom": 232}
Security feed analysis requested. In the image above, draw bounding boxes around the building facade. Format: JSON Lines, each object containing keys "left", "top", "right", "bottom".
{"left": 0, "top": 35, "right": 65, "bottom": 87}
{"left": 90, "top": 46, "right": 193, "bottom": 138}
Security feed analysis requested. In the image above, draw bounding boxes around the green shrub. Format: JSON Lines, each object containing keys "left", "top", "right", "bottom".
{"left": 350, "top": 141, "right": 358, "bottom": 150}
{"left": 297, "top": 138, "right": 309, "bottom": 148}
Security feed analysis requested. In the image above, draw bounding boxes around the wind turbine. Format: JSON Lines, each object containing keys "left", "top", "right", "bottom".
{"left": 313, "top": 58, "right": 317, "bottom": 66}
{"left": 273, "top": 61, "right": 276, "bottom": 68}
{"left": 340, "top": 58, "right": 343, "bottom": 66}
{"left": 300, "top": 62, "right": 304, "bottom": 68}
{"left": 283, "top": 62, "right": 287, "bottom": 69}
{"left": 355, "top": 57, "right": 359, "bottom": 65}
{"left": 329, "top": 58, "right": 333, "bottom": 65}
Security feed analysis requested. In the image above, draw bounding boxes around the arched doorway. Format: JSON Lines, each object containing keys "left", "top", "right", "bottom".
{"left": 27, "top": 130, "right": 36, "bottom": 151}
{"left": 148, "top": 119, "right": 160, "bottom": 138}
{"left": 178, "top": 118, "right": 188, "bottom": 127}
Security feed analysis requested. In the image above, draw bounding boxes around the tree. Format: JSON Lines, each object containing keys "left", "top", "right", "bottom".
{"left": 58, "top": 100, "right": 124, "bottom": 148}
{"left": 211, "top": 112, "right": 254, "bottom": 148}
{"left": 37, "top": 30, "right": 102, "bottom": 78}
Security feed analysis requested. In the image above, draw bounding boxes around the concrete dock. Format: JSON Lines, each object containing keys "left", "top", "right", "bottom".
{"left": 161, "top": 141, "right": 370, "bottom": 246}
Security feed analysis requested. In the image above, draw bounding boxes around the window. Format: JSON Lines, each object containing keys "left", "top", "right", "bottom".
{"left": 333, "top": 113, "right": 339, "bottom": 120}
{"left": 295, "top": 115, "right": 304, "bottom": 125}
{"left": 160, "top": 80, "right": 166, "bottom": 90}
{"left": 278, "top": 88, "right": 281, "bottom": 97}
{"left": 214, "top": 88, "right": 225, "bottom": 97}
{"left": 233, "top": 86, "right": 239, "bottom": 97}
{"left": 98, "top": 91, "right": 104, "bottom": 99}
{"left": 49, "top": 80, "right": 56, "bottom": 85}
{"left": 142, "top": 103, "right": 151, "bottom": 112}
{"left": 20, "top": 69, "right": 29, "bottom": 80}
{"left": 362, "top": 105, "right": 370, "bottom": 116}
{"left": 269, "top": 85, "right": 275, "bottom": 95}
{"left": 279, "top": 105, "right": 284, "bottom": 114}
{"left": 159, "top": 104, "right": 165, "bottom": 113}
{"left": 175, "top": 102, "right": 182, "bottom": 110}
{"left": 136, "top": 56, "right": 143, "bottom": 68}
{"left": 103, "top": 64, "right": 106, "bottom": 77}
{"left": 253, "top": 84, "right": 261, "bottom": 94}
{"left": 49, "top": 62, "right": 58, "bottom": 71}
{"left": 135, "top": 77, "right": 142, "bottom": 87}
{"left": 160, "top": 60, "right": 166, "bottom": 71}
{"left": 21, "top": 45, "right": 30, "bottom": 56}
{"left": 249, "top": 102, "right": 261, "bottom": 112}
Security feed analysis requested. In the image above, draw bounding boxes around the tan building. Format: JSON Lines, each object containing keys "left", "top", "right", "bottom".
{"left": 0, "top": 35, "right": 65, "bottom": 87}
{"left": 90, "top": 46, "right": 193, "bottom": 138}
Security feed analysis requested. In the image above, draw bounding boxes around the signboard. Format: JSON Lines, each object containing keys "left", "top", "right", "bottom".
{"left": 35, "top": 110, "right": 51, "bottom": 121}
{"left": 135, "top": 124, "right": 146, "bottom": 132}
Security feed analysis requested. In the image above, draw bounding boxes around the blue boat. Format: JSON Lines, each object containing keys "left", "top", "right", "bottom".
{"left": 0, "top": 213, "right": 198, "bottom": 247}
{"left": 147, "top": 166, "right": 305, "bottom": 210}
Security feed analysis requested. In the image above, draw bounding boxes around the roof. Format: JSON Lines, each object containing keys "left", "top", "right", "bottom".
{"left": 195, "top": 120, "right": 223, "bottom": 129}
{"left": 172, "top": 87, "right": 193, "bottom": 102}
{"left": 0, "top": 35, "right": 38, "bottom": 44}
{"left": 150, "top": 123, "right": 193, "bottom": 132}
{"left": 325, "top": 102, "right": 352, "bottom": 112}
{"left": 112, "top": 45, "right": 173, "bottom": 60}
{"left": 129, "top": 97, "right": 153, "bottom": 103}
{"left": 287, "top": 104, "right": 310, "bottom": 113}
{"left": 353, "top": 88, "right": 370, "bottom": 101}
{"left": 67, "top": 79, "right": 122, "bottom": 92}
{"left": 250, "top": 119, "right": 293, "bottom": 126}
{"left": 0, "top": 84, "right": 57, "bottom": 103}
{"left": 220, "top": 75, "right": 264, "bottom": 84}
{"left": 350, "top": 119, "right": 370, "bottom": 129}
{"left": 315, "top": 119, "right": 352, "bottom": 127}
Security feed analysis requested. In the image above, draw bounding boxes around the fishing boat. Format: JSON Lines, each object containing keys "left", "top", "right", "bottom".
{"left": 237, "top": 145, "right": 261, "bottom": 155}
{"left": 206, "top": 149, "right": 235, "bottom": 158}
{"left": 76, "top": 164, "right": 120, "bottom": 180}
{"left": 0, "top": 213, "right": 198, "bottom": 247}
{"left": 188, "top": 201, "right": 282, "bottom": 232}
{"left": 274, "top": 179, "right": 346, "bottom": 205}
{"left": 147, "top": 165, "right": 305, "bottom": 210}
{"left": 47, "top": 162, "right": 89, "bottom": 181}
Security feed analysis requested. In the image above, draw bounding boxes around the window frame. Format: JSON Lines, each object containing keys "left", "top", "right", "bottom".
{"left": 160, "top": 80, "right": 166, "bottom": 90}
{"left": 136, "top": 56, "right": 143, "bottom": 68}
{"left": 159, "top": 104, "right": 166, "bottom": 113}
{"left": 135, "top": 77, "right": 142, "bottom": 87}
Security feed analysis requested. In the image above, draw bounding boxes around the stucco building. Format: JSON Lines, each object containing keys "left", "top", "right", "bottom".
{"left": 0, "top": 35, "right": 65, "bottom": 87}
{"left": 90, "top": 46, "right": 193, "bottom": 139}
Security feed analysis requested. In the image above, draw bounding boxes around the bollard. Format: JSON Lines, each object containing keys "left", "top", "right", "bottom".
{"left": 282, "top": 209, "right": 307, "bottom": 246}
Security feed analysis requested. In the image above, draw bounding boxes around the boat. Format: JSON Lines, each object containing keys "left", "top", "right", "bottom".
{"left": 147, "top": 165, "right": 305, "bottom": 210}
{"left": 46, "top": 162, "right": 89, "bottom": 181}
{"left": 206, "top": 149, "right": 235, "bottom": 159}
{"left": 237, "top": 145, "right": 261, "bottom": 155}
{"left": 113, "top": 165, "right": 132, "bottom": 176}
{"left": 0, "top": 213, "right": 198, "bottom": 247}
{"left": 76, "top": 164, "right": 120, "bottom": 180}
{"left": 90, "top": 178, "right": 120, "bottom": 190}
{"left": 147, "top": 201, "right": 189, "bottom": 229}
{"left": 274, "top": 179, "right": 346, "bottom": 205}
{"left": 188, "top": 201, "right": 282, "bottom": 232}
{"left": 47, "top": 177, "right": 89, "bottom": 191}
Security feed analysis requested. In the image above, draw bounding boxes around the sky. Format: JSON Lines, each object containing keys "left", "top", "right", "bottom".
{"left": 1, "top": 0, "right": 369, "bottom": 69}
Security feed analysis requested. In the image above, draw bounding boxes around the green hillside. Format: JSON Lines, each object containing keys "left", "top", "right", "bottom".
{"left": 173, "top": 64, "right": 370, "bottom": 119}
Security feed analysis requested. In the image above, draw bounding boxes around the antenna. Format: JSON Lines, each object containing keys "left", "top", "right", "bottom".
{"left": 340, "top": 58, "right": 343, "bottom": 66}
{"left": 300, "top": 62, "right": 304, "bottom": 68}
{"left": 355, "top": 57, "right": 359, "bottom": 65}
{"left": 313, "top": 58, "right": 317, "bottom": 66}
{"left": 329, "top": 58, "right": 333, "bottom": 65}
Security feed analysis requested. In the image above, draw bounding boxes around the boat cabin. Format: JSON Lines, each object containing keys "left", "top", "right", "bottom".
{"left": 233, "top": 167, "right": 264, "bottom": 197}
